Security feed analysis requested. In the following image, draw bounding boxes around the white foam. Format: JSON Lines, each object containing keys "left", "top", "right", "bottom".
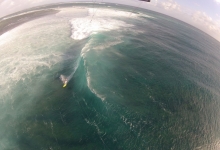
{"left": 69, "top": 7, "right": 155, "bottom": 40}
{"left": 70, "top": 17, "right": 132, "bottom": 40}
{"left": 77, "top": 36, "right": 123, "bottom": 101}
{"left": 81, "top": 35, "right": 123, "bottom": 52}
{"left": 69, "top": 7, "right": 139, "bottom": 40}
{"left": 140, "top": 14, "right": 155, "bottom": 19}
{"left": 85, "top": 60, "right": 106, "bottom": 101}
{"left": 0, "top": 16, "right": 69, "bottom": 99}
{"left": 0, "top": 53, "right": 62, "bottom": 98}
{"left": 93, "top": 37, "right": 123, "bottom": 50}
{"left": 94, "top": 40, "right": 122, "bottom": 50}
{"left": 78, "top": 39, "right": 106, "bottom": 101}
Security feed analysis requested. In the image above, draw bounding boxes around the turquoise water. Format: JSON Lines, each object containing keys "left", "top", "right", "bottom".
{"left": 1, "top": 3, "right": 220, "bottom": 150}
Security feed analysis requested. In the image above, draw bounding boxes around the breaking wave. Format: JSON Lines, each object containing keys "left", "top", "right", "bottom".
{"left": 69, "top": 8, "right": 135, "bottom": 40}
{"left": 70, "top": 17, "right": 132, "bottom": 40}
{"left": 67, "top": 8, "right": 134, "bottom": 99}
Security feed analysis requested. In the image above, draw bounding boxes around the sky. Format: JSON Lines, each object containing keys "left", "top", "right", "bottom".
{"left": 0, "top": 0, "right": 220, "bottom": 42}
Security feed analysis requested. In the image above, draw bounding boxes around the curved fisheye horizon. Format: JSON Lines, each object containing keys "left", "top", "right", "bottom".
{"left": 1, "top": 1, "right": 220, "bottom": 150}
{"left": 1, "top": 0, "right": 220, "bottom": 42}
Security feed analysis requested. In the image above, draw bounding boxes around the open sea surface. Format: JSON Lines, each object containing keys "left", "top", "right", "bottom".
{"left": 0, "top": 3, "right": 220, "bottom": 150}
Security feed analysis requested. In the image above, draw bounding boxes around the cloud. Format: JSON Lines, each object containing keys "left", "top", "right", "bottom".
{"left": 161, "top": 0, "right": 181, "bottom": 11}
{"left": 154, "top": 0, "right": 220, "bottom": 42}
{"left": 192, "top": 11, "right": 220, "bottom": 31}
{"left": 191, "top": 11, "right": 220, "bottom": 41}
{"left": 214, "top": 0, "right": 220, "bottom": 4}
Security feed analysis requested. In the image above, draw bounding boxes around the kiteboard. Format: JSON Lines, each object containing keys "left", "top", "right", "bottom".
{"left": 60, "top": 75, "right": 68, "bottom": 88}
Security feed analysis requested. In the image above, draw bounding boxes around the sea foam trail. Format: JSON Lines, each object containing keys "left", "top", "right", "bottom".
{"left": 60, "top": 56, "right": 81, "bottom": 86}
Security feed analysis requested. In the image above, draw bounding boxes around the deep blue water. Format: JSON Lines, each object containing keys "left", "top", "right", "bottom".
{"left": 0, "top": 3, "right": 220, "bottom": 150}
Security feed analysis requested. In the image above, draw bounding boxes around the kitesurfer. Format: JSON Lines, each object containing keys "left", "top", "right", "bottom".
{"left": 63, "top": 79, "right": 68, "bottom": 88}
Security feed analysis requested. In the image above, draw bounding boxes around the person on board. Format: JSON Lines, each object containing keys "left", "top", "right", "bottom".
{"left": 63, "top": 79, "right": 68, "bottom": 88}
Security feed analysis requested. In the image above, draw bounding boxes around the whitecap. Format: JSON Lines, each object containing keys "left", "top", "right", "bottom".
{"left": 69, "top": 7, "right": 155, "bottom": 40}
{"left": 70, "top": 17, "right": 132, "bottom": 40}
{"left": 69, "top": 7, "right": 138, "bottom": 40}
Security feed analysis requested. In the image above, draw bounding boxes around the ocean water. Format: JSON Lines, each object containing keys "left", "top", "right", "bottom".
{"left": 1, "top": 3, "right": 220, "bottom": 150}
